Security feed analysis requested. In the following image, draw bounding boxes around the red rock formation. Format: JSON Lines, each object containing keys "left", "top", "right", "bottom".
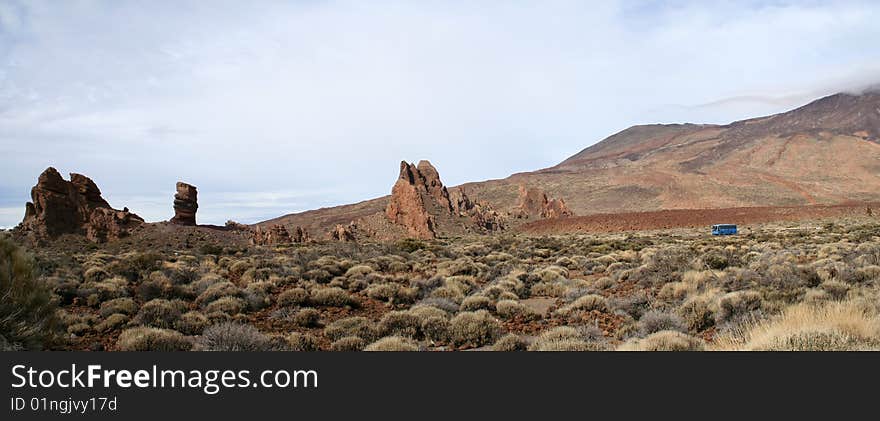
{"left": 450, "top": 187, "right": 506, "bottom": 232}
{"left": 19, "top": 167, "right": 143, "bottom": 242}
{"left": 385, "top": 161, "right": 442, "bottom": 239}
{"left": 514, "top": 185, "right": 573, "bottom": 219}
{"left": 329, "top": 223, "right": 357, "bottom": 242}
{"left": 252, "top": 224, "right": 291, "bottom": 245}
{"left": 252, "top": 224, "right": 311, "bottom": 245}
{"left": 170, "top": 182, "right": 198, "bottom": 226}
{"left": 385, "top": 161, "right": 508, "bottom": 238}
{"left": 291, "top": 226, "right": 311, "bottom": 243}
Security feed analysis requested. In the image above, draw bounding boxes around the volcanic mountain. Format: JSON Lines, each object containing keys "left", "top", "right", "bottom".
{"left": 263, "top": 90, "right": 880, "bottom": 235}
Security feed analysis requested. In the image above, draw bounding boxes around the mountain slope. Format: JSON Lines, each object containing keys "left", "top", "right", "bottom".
{"left": 263, "top": 90, "right": 880, "bottom": 235}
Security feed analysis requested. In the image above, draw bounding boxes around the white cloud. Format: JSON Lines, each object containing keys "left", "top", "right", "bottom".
{"left": 0, "top": 0, "right": 878, "bottom": 227}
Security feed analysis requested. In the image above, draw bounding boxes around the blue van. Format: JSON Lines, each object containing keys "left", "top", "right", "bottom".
{"left": 712, "top": 224, "right": 737, "bottom": 235}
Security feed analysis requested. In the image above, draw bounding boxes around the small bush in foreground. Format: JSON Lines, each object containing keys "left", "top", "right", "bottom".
{"left": 364, "top": 336, "right": 419, "bottom": 351}
{"left": 618, "top": 331, "right": 704, "bottom": 351}
{"left": 116, "top": 327, "right": 191, "bottom": 351}
{"left": 449, "top": 310, "right": 501, "bottom": 347}
{"left": 0, "top": 236, "right": 59, "bottom": 350}
{"left": 330, "top": 336, "right": 366, "bottom": 351}
{"left": 198, "top": 322, "right": 272, "bottom": 351}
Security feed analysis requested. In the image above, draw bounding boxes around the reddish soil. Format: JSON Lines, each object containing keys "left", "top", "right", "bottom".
{"left": 519, "top": 202, "right": 878, "bottom": 235}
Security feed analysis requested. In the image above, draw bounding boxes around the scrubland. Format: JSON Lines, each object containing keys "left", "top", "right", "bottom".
{"left": 2, "top": 217, "right": 880, "bottom": 351}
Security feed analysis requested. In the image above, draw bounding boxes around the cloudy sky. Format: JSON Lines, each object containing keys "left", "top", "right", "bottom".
{"left": 1, "top": 0, "right": 878, "bottom": 228}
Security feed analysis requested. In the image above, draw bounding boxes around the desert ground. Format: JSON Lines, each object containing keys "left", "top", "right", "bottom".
{"left": 4, "top": 209, "right": 880, "bottom": 351}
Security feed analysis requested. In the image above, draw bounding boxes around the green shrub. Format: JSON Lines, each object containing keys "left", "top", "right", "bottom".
{"left": 0, "top": 237, "right": 58, "bottom": 350}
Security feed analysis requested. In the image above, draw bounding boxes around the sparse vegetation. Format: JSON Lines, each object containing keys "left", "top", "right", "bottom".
{"left": 10, "top": 217, "right": 880, "bottom": 351}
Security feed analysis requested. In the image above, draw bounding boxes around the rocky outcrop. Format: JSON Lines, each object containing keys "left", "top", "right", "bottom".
{"left": 514, "top": 185, "right": 573, "bottom": 219}
{"left": 385, "top": 161, "right": 508, "bottom": 238}
{"left": 170, "top": 182, "right": 198, "bottom": 226}
{"left": 329, "top": 223, "right": 357, "bottom": 242}
{"left": 449, "top": 187, "right": 506, "bottom": 232}
{"left": 252, "top": 224, "right": 311, "bottom": 245}
{"left": 19, "top": 167, "right": 143, "bottom": 242}
{"left": 385, "top": 161, "right": 445, "bottom": 239}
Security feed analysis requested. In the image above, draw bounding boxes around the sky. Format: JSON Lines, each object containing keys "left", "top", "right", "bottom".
{"left": 1, "top": 0, "right": 879, "bottom": 228}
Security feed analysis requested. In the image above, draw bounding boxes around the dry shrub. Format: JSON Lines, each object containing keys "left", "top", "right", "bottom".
{"left": 714, "top": 290, "right": 762, "bottom": 324}
{"left": 286, "top": 332, "right": 320, "bottom": 351}
{"left": 609, "top": 293, "right": 650, "bottom": 318}
{"left": 712, "top": 300, "right": 880, "bottom": 351}
{"left": 310, "top": 287, "right": 358, "bottom": 307}
{"left": 618, "top": 330, "right": 705, "bottom": 351}
{"left": 677, "top": 294, "right": 715, "bottom": 332}
{"left": 460, "top": 295, "right": 493, "bottom": 312}
{"left": 345, "top": 265, "right": 374, "bottom": 277}
{"left": 99, "top": 297, "right": 138, "bottom": 318}
{"left": 325, "top": 317, "right": 378, "bottom": 342}
{"left": 133, "top": 299, "right": 187, "bottom": 328}
{"left": 175, "top": 311, "right": 209, "bottom": 335}
{"left": 198, "top": 322, "right": 272, "bottom": 351}
{"left": 195, "top": 281, "right": 241, "bottom": 307}
{"left": 277, "top": 287, "right": 310, "bottom": 307}
{"left": 819, "top": 280, "right": 850, "bottom": 300}
{"left": 492, "top": 334, "right": 528, "bottom": 351}
{"left": 556, "top": 294, "right": 608, "bottom": 316}
{"left": 495, "top": 300, "right": 540, "bottom": 321}
{"left": 293, "top": 308, "right": 321, "bottom": 327}
{"left": 330, "top": 336, "right": 366, "bottom": 351}
{"left": 364, "top": 336, "right": 419, "bottom": 351}
{"left": 116, "top": 327, "right": 191, "bottom": 351}
{"left": 449, "top": 310, "right": 501, "bottom": 347}
{"left": 377, "top": 311, "right": 421, "bottom": 338}
{"left": 366, "top": 283, "right": 418, "bottom": 304}
{"left": 528, "top": 326, "right": 604, "bottom": 351}
{"left": 638, "top": 310, "right": 687, "bottom": 336}
{"left": 204, "top": 296, "right": 247, "bottom": 315}
{"left": 420, "top": 316, "right": 450, "bottom": 343}
{"left": 95, "top": 314, "right": 129, "bottom": 332}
